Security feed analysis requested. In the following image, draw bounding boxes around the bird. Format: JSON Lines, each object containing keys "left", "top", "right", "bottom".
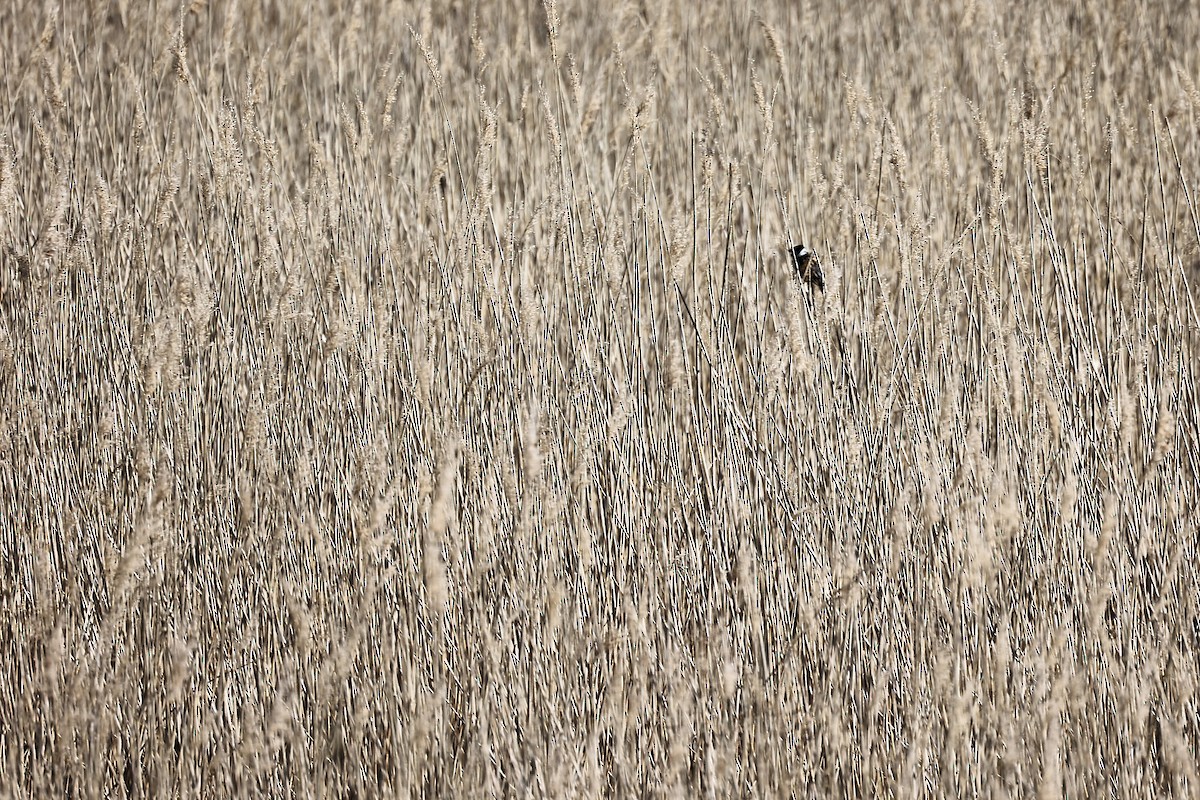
{"left": 789, "top": 244, "right": 825, "bottom": 292}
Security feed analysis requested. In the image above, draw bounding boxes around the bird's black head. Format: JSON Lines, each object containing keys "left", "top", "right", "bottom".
{"left": 789, "top": 244, "right": 825, "bottom": 291}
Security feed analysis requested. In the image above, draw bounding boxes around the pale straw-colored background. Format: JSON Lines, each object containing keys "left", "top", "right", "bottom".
{"left": 1, "top": 1, "right": 1196, "bottom": 796}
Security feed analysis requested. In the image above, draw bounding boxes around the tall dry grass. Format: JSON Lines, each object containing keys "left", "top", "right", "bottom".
{"left": 0, "top": 0, "right": 1197, "bottom": 796}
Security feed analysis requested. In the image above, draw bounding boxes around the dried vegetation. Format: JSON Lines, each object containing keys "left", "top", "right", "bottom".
{"left": 1, "top": 0, "right": 1198, "bottom": 796}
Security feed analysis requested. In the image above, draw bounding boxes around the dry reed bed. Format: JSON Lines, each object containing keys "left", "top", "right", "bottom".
{"left": 0, "top": 0, "right": 1197, "bottom": 797}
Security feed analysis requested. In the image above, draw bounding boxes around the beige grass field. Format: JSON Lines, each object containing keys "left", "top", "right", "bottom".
{"left": 1, "top": 0, "right": 1198, "bottom": 796}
